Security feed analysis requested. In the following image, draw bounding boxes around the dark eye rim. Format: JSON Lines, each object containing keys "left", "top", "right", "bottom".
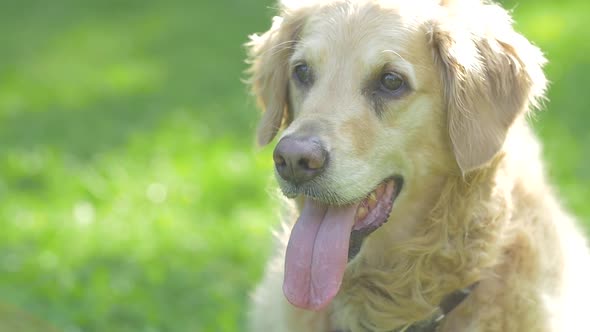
{"left": 292, "top": 62, "right": 313, "bottom": 85}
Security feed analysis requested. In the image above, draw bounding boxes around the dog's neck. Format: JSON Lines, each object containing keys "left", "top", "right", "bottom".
{"left": 331, "top": 156, "right": 512, "bottom": 331}
{"left": 332, "top": 282, "right": 478, "bottom": 332}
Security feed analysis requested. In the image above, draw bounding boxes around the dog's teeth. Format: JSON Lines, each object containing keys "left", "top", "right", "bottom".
{"left": 368, "top": 196, "right": 377, "bottom": 210}
{"left": 369, "top": 192, "right": 377, "bottom": 202}
{"left": 375, "top": 184, "right": 385, "bottom": 198}
{"left": 356, "top": 206, "right": 368, "bottom": 221}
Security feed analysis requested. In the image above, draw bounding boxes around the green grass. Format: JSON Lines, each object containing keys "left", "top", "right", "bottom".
{"left": 0, "top": 0, "right": 588, "bottom": 331}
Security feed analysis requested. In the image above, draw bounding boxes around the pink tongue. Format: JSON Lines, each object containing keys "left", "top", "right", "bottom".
{"left": 283, "top": 197, "right": 358, "bottom": 310}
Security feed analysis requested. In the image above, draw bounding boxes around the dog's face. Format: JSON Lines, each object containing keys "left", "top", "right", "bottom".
{"left": 277, "top": 3, "right": 449, "bottom": 205}
{"left": 247, "top": 0, "right": 546, "bottom": 311}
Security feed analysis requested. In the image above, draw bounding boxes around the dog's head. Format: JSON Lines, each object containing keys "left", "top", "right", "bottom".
{"left": 246, "top": 0, "right": 546, "bottom": 310}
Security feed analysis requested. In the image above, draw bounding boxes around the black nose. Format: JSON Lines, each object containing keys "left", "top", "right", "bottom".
{"left": 273, "top": 136, "right": 328, "bottom": 185}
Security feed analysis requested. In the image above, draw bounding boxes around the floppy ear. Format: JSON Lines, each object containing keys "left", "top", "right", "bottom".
{"left": 431, "top": 2, "right": 547, "bottom": 174}
{"left": 246, "top": 10, "right": 307, "bottom": 146}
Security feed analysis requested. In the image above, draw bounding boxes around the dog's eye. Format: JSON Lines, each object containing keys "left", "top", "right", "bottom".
{"left": 379, "top": 72, "right": 405, "bottom": 93}
{"left": 293, "top": 63, "right": 312, "bottom": 85}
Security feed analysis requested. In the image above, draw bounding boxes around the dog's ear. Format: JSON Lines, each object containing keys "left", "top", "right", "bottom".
{"left": 431, "top": 2, "right": 547, "bottom": 174}
{"left": 246, "top": 9, "right": 308, "bottom": 146}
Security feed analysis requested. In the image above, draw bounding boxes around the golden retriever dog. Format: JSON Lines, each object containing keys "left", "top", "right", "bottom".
{"left": 245, "top": 0, "right": 590, "bottom": 331}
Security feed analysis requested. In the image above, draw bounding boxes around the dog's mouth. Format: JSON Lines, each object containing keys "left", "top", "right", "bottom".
{"left": 283, "top": 177, "right": 403, "bottom": 311}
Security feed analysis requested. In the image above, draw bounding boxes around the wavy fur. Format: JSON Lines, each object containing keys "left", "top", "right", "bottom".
{"left": 246, "top": 1, "right": 590, "bottom": 331}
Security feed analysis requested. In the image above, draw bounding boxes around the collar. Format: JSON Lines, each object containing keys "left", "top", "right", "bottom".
{"left": 333, "top": 282, "right": 478, "bottom": 332}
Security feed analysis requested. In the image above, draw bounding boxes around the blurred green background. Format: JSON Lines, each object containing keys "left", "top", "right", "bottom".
{"left": 0, "top": 0, "right": 588, "bottom": 331}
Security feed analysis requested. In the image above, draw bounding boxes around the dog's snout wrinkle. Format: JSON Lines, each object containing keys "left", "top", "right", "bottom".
{"left": 273, "top": 136, "right": 328, "bottom": 184}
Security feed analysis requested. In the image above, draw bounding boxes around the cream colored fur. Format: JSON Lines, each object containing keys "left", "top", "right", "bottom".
{"left": 246, "top": 0, "right": 590, "bottom": 331}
